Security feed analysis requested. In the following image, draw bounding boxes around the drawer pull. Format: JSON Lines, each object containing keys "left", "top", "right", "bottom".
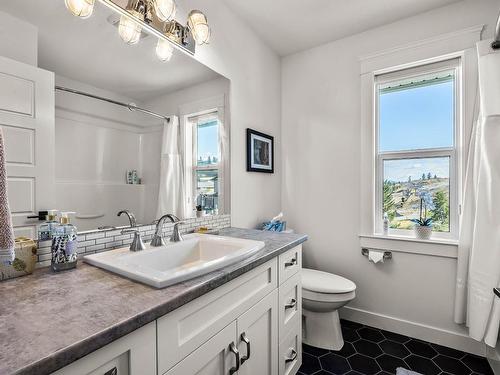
{"left": 240, "top": 332, "right": 251, "bottom": 365}
{"left": 285, "top": 298, "right": 297, "bottom": 309}
{"left": 104, "top": 367, "right": 117, "bottom": 375}
{"left": 229, "top": 342, "right": 240, "bottom": 375}
{"left": 285, "top": 348, "right": 297, "bottom": 363}
{"left": 284, "top": 258, "right": 297, "bottom": 267}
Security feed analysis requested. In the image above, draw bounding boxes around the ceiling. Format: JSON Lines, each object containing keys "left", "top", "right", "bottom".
{"left": 223, "top": 0, "right": 463, "bottom": 56}
{"left": 1, "top": 0, "right": 221, "bottom": 101}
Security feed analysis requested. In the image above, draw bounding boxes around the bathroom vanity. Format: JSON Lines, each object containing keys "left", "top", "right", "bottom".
{"left": 0, "top": 229, "right": 307, "bottom": 375}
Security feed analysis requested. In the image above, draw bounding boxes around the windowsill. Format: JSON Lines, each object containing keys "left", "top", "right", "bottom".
{"left": 359, "top": 233, "right": 458, "bottom": 258}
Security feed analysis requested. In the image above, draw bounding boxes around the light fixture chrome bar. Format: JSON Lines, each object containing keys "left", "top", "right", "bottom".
{"left": 55, "top": 86, "right": 170, "bottom": 122}
{"left": 97, "top": 0, "right": 195, "bottom": 56}
{"left": 493, "top": 11, "right": 500, "bottom": 50}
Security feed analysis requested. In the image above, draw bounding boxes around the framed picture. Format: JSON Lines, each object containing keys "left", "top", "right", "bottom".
{"left": 246, "top": 128, "right": 274, "bottom": 173}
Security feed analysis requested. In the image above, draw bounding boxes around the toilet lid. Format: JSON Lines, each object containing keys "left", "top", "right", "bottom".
{"left": 302, "top": 268, "right": 356, "bottom": 294}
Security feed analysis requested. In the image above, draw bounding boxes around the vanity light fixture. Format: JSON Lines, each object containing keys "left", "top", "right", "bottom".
{"left": 64, "top": 0, "right": 95, "bottom": 18}
{"left": 187, "top": 10, "right": 210, "bottom": 45}
{"left": 64, "top": 0, "right": 211, "bottom": 59}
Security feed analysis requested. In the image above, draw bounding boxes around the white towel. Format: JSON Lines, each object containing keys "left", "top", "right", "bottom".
{"left": 0, "top": 128, "right": 15, "bottom": 264}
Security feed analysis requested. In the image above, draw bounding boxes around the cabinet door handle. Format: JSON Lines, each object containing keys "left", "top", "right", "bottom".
{"left": 229, "top": 342, "right": 240, "bottom": 375}
{"left": 104, "top": 367, "right": 117, "bottom": 375}
{"left": 284, "top": 258, "right": 297, "bottom": 267}
{"left": 240, "top": 332, "right": 251, "bottom": 365}
{"left": 285, "top": 298, "right": 297, "bottom": 309}
{"left": 285, "top": 348, "right": 297, "bottom": 363}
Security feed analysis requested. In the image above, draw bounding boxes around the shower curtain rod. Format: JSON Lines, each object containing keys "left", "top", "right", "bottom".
{"left": 55, "top": 86, "right": 171, "bottom": 122}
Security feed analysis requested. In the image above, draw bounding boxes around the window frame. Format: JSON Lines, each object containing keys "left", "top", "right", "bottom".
{"left": 374, "top": 59, "right": 462, "bottom": 240}
{"left": 185, "top": 109, "right": 222, "bottom": 215}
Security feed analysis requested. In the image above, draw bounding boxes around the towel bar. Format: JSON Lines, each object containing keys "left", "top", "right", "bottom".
{"left": 361, "top": 248, "right": 392, "bottom": 260}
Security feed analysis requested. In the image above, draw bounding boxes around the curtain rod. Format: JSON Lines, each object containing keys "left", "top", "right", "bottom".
{"left": 55, "top": 86, "right": 170, "bottom": 122}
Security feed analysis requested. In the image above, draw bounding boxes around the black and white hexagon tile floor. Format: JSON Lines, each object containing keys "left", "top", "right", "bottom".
{"left": 299, "top": 320, "right": 494, "bottom": 375}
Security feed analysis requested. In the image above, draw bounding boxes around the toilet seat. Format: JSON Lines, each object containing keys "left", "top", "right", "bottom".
{"left": 302, "top": 268, "right": 356, "bottom": 294}
{"left": 303, "top": 288, "right": 356, "bottom": 303}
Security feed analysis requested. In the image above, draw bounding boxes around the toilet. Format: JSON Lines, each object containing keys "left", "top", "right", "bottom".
{"left": 302, "top": 268, "right": 356, "bottom": 350}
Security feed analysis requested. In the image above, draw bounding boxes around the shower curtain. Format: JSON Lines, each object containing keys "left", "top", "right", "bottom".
{"left": 454, "top": 40, "right": 500, "bottom": 347}
{"left": 156, "top": 116, "right": 185, "bottom": 219}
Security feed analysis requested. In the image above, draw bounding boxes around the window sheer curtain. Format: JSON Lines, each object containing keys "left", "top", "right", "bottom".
{"left": 156, "top": 116, "right": 187, "bottom": 219}
{"left": 454, "top": 40, "right": 500, "bottom": 347}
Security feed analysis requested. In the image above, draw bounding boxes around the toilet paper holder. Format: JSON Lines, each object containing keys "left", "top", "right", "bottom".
{"left": 361, "top": 248, "right": 392, "bottom": 260}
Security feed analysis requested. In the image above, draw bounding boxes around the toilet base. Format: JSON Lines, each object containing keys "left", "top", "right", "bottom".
{"left": 303, "top": 309, "right": 344, "bottom": 350}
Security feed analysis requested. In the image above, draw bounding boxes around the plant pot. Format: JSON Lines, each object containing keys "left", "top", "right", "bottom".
{"left": 414, "top": 225, "right": 432, "bottom": 240}
{"left": 196, "top": 210, "right": 203, "bottom": 218}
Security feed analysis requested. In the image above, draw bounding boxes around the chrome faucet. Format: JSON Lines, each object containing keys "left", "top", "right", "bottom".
{"left": 151, "top": 214, "right": 185, "bottom": 247}
{"left": 121, "top": 228, "right": 146, "bottom": 252}
{"left": 117, "top": 210, "right": 137, "bottom": 227}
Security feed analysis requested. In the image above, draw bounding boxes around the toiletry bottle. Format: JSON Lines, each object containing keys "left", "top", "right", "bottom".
{"left": 38, "top": 210, "right": 59, "bottom": 241}
{"left": 383, "top": 212, "right": 389, "bottom": 235}
{"left": 51, "top": 212, "right": 78, "bottom": 272}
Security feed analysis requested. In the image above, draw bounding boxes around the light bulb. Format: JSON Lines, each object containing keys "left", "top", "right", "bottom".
{"left": 64, "top": 0, "right": 95, "bottom": 18}
{"left": 187, "top": 10, "right": 210, "bottom": 45}
{"left": 156, "top": 39, "right": 174, "bottom": 62}
{"left": 153, "top": 0, "right": 176, "bottom": 22}
{"left": 118, "top": 11, "right": 143, "bottom": 45}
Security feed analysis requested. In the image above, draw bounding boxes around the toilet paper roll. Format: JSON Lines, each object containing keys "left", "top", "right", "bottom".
{"left": 368, "top": 250, "right": 384, "bottom": 264}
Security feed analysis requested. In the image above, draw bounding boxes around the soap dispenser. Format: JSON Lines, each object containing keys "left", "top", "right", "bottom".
{"left": 38, "top": 210, "right": 59, "bottom": 241}
{"left": 51, "top": 212, "right": 78, "bottom": 272}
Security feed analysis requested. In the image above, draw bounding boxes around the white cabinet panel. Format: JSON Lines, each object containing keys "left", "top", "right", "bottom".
{"left": 2, "top": 125, "right": 34, "bottom": 164}
{"left": 164, "top": 321, "right": 238, "bottom": 375}
{"left": 0, "top": 72, "right": 34, "bottom": 117}
{"left": 278, "top": 245, "right": 302, "bottom": 285}
{"left": 279, "top": 272, "right": 302, "bottom": 341}
{"left": 237, "top": 289, "right": 279, "bottom": 375}
{"left": 53, "top": 321, "right": 156, "bottom": 375}
{"left": 278, "top": 324, "right": 302, "bottom": 375}
{"left": 157, "top": 259, "right": 277, "bottom": 373}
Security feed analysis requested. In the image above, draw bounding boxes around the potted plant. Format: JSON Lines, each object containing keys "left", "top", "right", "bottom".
{"left": 195, "top": 205, "right": 203, "bottom": 218}
{"left": 411, "top": 191, "right": 434, "bottom": 240}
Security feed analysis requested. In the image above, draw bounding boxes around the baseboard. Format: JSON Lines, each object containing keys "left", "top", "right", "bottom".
{"left": 340, "top": 306, "right": 486, "bottom": 357}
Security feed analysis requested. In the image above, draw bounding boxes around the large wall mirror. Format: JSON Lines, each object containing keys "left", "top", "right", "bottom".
{"left": 2, "top": 1, "right": 230, "bottom": 232}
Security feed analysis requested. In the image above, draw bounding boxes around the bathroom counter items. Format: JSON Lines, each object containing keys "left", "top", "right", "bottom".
{"left": 0, "top": 228, "right": 307, "bottom": 375}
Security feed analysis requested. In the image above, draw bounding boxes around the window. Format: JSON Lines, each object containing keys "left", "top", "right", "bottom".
{"left": 375, "top": 59, "right": 460, "bottom": 238}
{"left": 186, "top": 111, "right": 221, "bottom": 214}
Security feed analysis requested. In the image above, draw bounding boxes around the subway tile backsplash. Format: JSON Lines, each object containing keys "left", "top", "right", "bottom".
{"left": 36, "top": 215, "right": 231, "bottom": 268}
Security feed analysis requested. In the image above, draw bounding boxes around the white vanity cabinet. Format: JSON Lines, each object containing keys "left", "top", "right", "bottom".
{"left": 54, "top": 245, "right": 302, "bottom": 375}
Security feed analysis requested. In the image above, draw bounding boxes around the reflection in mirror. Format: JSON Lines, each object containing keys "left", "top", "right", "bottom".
{"left": 1, "top": 0, "right": 230, "bottom": 232}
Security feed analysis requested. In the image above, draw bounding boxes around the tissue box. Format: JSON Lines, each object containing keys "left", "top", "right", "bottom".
{"left": 0, "top": 237, "right": 37, "bottom": 281}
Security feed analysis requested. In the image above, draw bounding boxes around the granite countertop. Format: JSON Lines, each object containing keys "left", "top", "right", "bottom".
{"left": 0, "top": 228, "right": 307, "bottom": 375}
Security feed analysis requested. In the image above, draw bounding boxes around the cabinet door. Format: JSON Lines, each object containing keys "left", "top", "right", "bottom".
{"left": 53, "top": 322, "right": 156, "bottom": 375}
{"left": 164, "top": 321, "right": 238, "bottom": 375}
{"left": 237, "top": 289, "right": 279, "bottom": 375}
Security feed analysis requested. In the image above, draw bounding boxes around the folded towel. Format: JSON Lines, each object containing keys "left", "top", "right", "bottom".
{"left": 0, "top": 128, "right": 15, "bottom": 264}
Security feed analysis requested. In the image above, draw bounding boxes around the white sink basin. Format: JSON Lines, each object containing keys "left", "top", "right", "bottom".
{"left": 83, "top": 234, "right": 265, "bottom": 288}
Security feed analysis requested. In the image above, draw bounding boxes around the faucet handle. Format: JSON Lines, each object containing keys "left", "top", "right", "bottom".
{"left": 121, "top": 228, "right": 146, "bottom": 251}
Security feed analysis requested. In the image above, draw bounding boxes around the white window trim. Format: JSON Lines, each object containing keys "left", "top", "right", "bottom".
{"left": 179, "top": 95, "right": 229, "bottom": 216}
{"left": 374, "top": 60, "right": 461, "bottom": 240}
{"left": 359, "top": 26, "right": 482, "bottom": 248}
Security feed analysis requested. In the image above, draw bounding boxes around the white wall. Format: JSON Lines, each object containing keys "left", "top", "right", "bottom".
{"left": 281, "top": 0, "right": 499, "bottom": 354}
{"left": 0, "top": 10, "right": 37, "bottom": 66}
{"left": 177, "top": 0, "right": 282, "bottom": 228}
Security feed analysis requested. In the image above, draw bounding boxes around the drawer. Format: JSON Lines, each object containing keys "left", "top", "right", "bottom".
{"left": 157, "top": 259, "right": 278, "bottom": 373}
{"left": 279, "top": 272, "right": 301, "bottom": 340}
{"left": 279, "top": 323, "right": 302, "bottom": 375}
{"left": 53, "top": 322, "right": 156, "bottom": 375}
{"left": 278, "top": 245, "right": 302, "bottom": 285}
